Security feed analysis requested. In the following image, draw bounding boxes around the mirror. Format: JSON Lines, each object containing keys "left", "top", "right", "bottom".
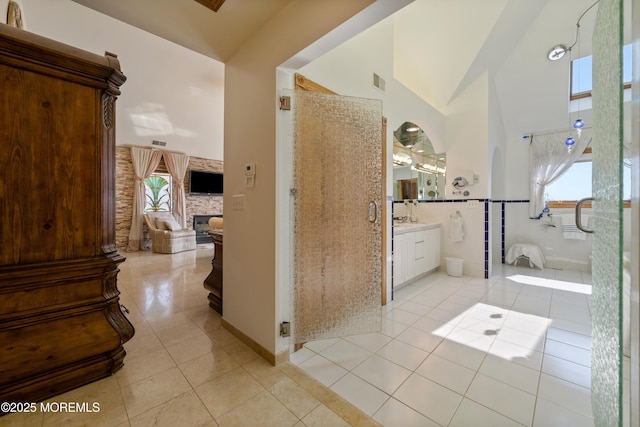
{"left": 392, "top": 122, "right": 446, "bottom": 200}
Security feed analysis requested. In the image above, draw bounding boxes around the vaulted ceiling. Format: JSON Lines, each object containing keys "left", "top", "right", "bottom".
{"left": 72, "top": 0, "right": 621, "bottom": 139}
{"left": 72, "top": 0, "right": 294, "bottom": 62}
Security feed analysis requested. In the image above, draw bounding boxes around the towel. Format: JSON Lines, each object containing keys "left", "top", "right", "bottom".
{"left": 506, "top": 244, "right": 545, "bottom": 269}
{"left": 560, "top": 214, "right": 588, "bottom": 240}
{"left": 449, "top": 212, "right": 464, "bottom": 242}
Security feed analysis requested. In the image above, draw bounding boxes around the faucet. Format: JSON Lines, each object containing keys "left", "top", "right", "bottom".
{"left": 404, "top": 199, "right": 418, "bottom": 222}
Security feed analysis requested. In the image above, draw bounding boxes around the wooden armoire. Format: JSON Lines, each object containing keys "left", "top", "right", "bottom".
{"left": 0, "top": 24, "right": 134, "bottom": 405}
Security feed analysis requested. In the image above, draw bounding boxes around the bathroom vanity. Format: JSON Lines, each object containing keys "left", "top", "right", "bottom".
{"left": 393, "top": 222, "right": 441, "bottom": 288}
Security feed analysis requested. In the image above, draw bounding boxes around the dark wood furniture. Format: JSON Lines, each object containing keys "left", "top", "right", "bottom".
{"left": 203, "top": 230, "right": 223, "bottom": 314}
{"left": 0, "top": 24, "right": 134, "bottom": 406}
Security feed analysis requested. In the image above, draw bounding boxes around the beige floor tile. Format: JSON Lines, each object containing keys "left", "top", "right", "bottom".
{"left": 116, "top": 348, "right": 177, "bottom": 387}
{"left": 205, "top": 325, "right": 243, "bottom": 347}
{"left": 223, "top": 340, "right": 261, "bottom": 365}
{"left": 194, "top": 367, "right": 265, "bottom": 418}
{"left": 40, "top": 377, "right": 128, "bottom": 427}
{"left": 301, "top": 404, "right": 352, "bottom": 427}
{"left": 243, "top": 357, "right": 288, "bottom": 388}
{"left": 179, "top": 349, "right": 240, "bottom": 388}
{"left": 0, "top": 410, "right": 44, "bottom": 426}
{"left": 165, "top": 333, "right": 218, "bottom": 365}
{"left": 120, "top": 367, "right": 192, "bottom": 418}
{"left": 154, "top": 321, "right": 207, "bottom": 347}
{"left": 127, "top": 317, "right": 155, "bottom": 338}
{"left": 123, "top": 331, "right": 165, "bottom": 358}
{"left": 268, "top": 377, "right": 321, "bottom": 419}
{"left": 168, "top": 293, "right": 207, "bottom": 312}
{"left": 146, "top": 311, "right": 194, "bottom": 333}
{"left": 128, "top": 390, "right": 215, "bottom": 427}
{"left": 215, "top": 390, "right": 298, "bottom": 427}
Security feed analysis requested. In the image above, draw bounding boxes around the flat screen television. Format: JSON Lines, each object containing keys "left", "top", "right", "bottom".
{"left": 188, "top": 170, "right": 223, "bottom": 196}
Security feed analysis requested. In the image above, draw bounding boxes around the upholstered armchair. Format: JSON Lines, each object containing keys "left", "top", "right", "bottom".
{"left": 143, "top": 212, "right": 196, "bottom": 254}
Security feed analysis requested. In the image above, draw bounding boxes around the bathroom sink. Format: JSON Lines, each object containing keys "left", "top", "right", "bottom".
{"left": 393, "top": 220, "right": 440, "bottom": 233}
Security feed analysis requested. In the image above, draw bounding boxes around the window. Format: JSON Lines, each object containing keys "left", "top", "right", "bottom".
{"left": 546, "top": 156, "right": 631, "bottom": 205}
{"left": 143, "top": 173, "right": 172, "bottom": 212}
{"left": 571, "top": 44, "right": 632, "bottom": 98}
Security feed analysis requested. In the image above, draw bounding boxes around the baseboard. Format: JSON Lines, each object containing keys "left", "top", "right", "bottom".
{"left": 221, "top": 318, "right": 289, "bottom": 366}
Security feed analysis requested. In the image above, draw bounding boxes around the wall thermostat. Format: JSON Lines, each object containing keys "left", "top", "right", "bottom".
{"left": 244, "top": 163, "right": 255, "bottom": 187}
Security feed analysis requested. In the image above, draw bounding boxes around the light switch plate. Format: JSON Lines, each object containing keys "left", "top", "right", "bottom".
{"left": 232, "top": 194, "right": 245, "bottom": 210}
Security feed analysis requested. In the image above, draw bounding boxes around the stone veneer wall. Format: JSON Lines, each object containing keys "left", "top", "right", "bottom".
{"left": 115, "top": 146, "right": 223, "bottom": 251}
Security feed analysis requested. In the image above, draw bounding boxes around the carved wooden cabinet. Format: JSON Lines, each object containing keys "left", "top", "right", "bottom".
{"left": 0, "top": 24, "right": 134, "bottom": 405}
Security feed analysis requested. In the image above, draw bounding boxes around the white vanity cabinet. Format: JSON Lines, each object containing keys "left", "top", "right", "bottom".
{"left": 393, "top": 223, "right": 441, "bottom": 288}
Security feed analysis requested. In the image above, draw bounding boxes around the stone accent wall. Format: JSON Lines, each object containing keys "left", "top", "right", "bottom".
{"left": 115, "top": 146, "right": 223, "bottom": 251}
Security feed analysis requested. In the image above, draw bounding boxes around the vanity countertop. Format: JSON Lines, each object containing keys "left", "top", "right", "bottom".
{"left": 393, "top": 221, "right": 441, "bottom": 234}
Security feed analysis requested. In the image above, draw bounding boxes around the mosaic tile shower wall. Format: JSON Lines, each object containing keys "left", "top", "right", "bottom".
{"left": 591, "top": 0, "right": 623, "bottom": 424}
{"left": 289, "top": 90, "right": 382, "bottom": 343}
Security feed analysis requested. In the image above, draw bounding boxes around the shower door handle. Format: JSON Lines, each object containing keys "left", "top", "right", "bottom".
{"left": 368, "top": 201, "right": 379, "bottom": 224}
{"left": 575, "top": 197, "right": 594, "bottom": 234}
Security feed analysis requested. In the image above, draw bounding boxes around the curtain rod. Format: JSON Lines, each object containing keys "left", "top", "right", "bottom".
{"left": 523, "top": 125, "right": 592, "bottom": 140}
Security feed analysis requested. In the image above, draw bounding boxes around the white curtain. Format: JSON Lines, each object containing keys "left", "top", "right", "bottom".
{"left": 529, "top": 128, "right": 591, "bottom": 218}
{"left": 127, "top": 147, "right": 163, "bottom": 251}
{"left": 163, "top": 152, "right": 190, "bottom": 228}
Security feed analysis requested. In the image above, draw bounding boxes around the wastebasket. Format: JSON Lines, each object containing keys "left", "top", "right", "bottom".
{"left": 445, "top": 257, "right": 464, "bottom": 277}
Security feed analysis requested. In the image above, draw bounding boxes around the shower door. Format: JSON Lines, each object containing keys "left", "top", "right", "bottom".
{"left": 590, "top": 0, "right": 626, "bottom": 425}
{"left": 286, "top": 89, "right": 383, "bottom": 345}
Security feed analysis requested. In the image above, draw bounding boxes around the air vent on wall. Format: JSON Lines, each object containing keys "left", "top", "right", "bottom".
{"left": 151, "top": 140, "right": 167, "bottom": 147}
{"left": 373, "top": 72, "right": 385, "bottom": 92}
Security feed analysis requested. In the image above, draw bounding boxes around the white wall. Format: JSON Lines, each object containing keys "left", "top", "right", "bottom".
{"left": 297, "top": 16, "right": 447, "bottom": 152}
{"left": 21, "top": 0, "right": 224, "bottom": 161}
{"left": 224, "top": 0, "right": 403, "bottom": 358}
{"left": 444, "top": 72, "right": 490, "bottom": 200}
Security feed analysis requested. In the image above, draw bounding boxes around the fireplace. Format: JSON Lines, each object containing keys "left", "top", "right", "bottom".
{"left": 193, "top": 214, "right": 223, "bottom": 244}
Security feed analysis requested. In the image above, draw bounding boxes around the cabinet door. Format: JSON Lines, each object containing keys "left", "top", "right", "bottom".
{"left": 433, "top": 228, "right": 441, "bottom": 269}
{"left": 403, "top": 232, "right": 415, "bottom": 282}
{"left": 414, "top": 230, "right": 427, "bottom": 276}
{"left": 424, "top": 228, "right": 442, "bottom": 272}
{"left": 393, "top": 233, "right": 405, "bottom": 285}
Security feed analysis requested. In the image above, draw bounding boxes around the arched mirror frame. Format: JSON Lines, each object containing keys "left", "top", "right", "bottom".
{"left": 392, "top": 121, "right": 446, "bottom": 200}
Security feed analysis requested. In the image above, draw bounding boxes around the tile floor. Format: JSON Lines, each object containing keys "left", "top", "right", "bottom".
{"left": 0, "top": 247, "right": 627, "bottom": 426}
{"left": 0, "top": 245, "right": 377, "bottom": 427}
{"left": 292, "top": 263, "right": 603, "bottom": 427}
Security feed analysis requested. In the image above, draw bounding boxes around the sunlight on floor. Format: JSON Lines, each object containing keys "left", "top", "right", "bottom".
{"left": 508, "top": 274, "right": 592, "bottom": 295}
{"left": 432, "top": 273, "right": 592, "bottom": 361}
{"left": 432, "top": 301, "right": 550, "bottom": 362}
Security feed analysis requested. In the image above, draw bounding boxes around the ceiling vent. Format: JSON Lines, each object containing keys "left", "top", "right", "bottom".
{"left": 151, "top": 140, "right": 167, "bottom": 147}
{"left": 373, "top": 73, "right": 385, "bottom": 92}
